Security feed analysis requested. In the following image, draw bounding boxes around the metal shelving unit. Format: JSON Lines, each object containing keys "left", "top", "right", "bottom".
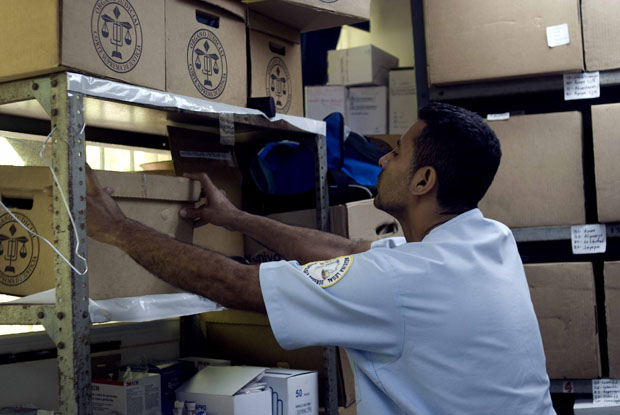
{"left": 0, "top": 72, "right": 337, "bottom": 414}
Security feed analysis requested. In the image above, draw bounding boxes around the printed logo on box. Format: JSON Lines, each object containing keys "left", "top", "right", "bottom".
{"left": 91, "top": 0, "right": 143, "bottom": 73}
{"left": 0, "top": 213, "right": 39, "bottom": 286}
{"left": 187, "top": 29, "right": 228, "bottom": 99}
{"left": 266, "top": 57, "right": 291, "bottom": 114}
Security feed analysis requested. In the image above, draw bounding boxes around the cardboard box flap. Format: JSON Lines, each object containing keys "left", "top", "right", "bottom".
{"left": 247, "top": 11, "right": 300, "bottom": 44}
{"left": 95, "top": 170, "right": 201, "bottom": 202}
{"left": 0, "top": 166, "right": 52, "bottom": 193}
{"left": 264, "top": 368, "right": 314, "bottom": 378}
{"left": 178, "top": 366, "right": 267, "bottom": 396}
{"left": 198, "top": 0, "right": 247, "bottom": 21}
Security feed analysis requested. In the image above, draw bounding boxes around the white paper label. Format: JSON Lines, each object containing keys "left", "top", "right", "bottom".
{"left": 547, "top": 24, "right": 570, "bottom": 47}
{"left": 486, "top": 113, "right": 510, "bottom": 121}
{"left": 571, "top": 224, "right": 607, "bottom": 254}
{"left": 593, "top": 379, "right": 620, "bottom": 404}
{"left": 564, "top": 72, "right": 601, "bottom": 100}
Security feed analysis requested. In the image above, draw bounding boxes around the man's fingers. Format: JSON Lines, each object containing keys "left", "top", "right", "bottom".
{"left": 179, "top": 207, "right": 204, "bottom": 221}
{"left": 184, "top": 172, "right": 218, "bottom": 194}
{"left": 103, "top": 187, "right": 115, "bottom": 196}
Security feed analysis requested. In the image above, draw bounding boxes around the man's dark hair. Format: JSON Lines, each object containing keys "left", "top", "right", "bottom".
{"left": 414, "top": 102, "right": 501, "bottom": 214}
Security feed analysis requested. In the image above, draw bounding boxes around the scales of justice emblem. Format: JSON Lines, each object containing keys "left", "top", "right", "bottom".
{"left": 187, "top": 29, "right": 228, "bottom": 99}
{"left": 0, "top": 213, "right": 39, "bottom": 286}
{"left": 266, "top": 57, "right": 291, "bottom": 113}
{"left": 91, "top": 0, "right": 143, "bottom": 73}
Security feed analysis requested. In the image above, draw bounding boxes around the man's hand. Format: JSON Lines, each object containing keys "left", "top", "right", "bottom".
{"left": 85, "top": 164, "right": 128, "bottom": 245}
{"left": 179, "top": 172, "right": 241, "bottom": 229}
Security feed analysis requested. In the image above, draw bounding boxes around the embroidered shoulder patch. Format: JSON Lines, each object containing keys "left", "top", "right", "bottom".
{"left": 302, "top": 256, "right": 353, "bottom": 288}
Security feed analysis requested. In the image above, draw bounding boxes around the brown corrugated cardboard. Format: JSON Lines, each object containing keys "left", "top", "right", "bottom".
{"left": 247, "top": 12, "right": 303, "bottom": 116}
{"left": 582, "top": 0, "right": 620, "bottom": 71}
{"left": 328, "top": 45, "right": 399, "bottom": 87}
{"left": 0, "top": 0, "right": 165, "bottom": 89}
{"left": 242, "top": 0, "right": 370, "bottom": 32}
{"left": 244, "top": 199, "right": 402, "bottom": 264}
{"left": 0, "top": 166, "right": 201, "bottom": 298}
{"left": 166, "top": 0, "right": 247, "bottom": 106}
{"left": 592, "top": 104, "right": 620, "bottom": 223}
{"left": 389, "top": 68, "right": 417, "bottom": 135}
{"left": 605, "top": 262, "right": 620, "bottom": 377}
{"left": 524, "top": 262, "right": 600, "bottom": 379}
{"left": 480, "top": 112, "right": 585, "bottom": 227}
{"left": 424, "top": 0, "right": 584, "bottom": 85}
{"left": 199, "top": 309, "right": 355, "bottom": 407}
{"left": 167, "top": 126, "right": 245, "bottom": 258}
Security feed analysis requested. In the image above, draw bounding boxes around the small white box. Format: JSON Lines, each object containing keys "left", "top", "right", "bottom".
{"left": 389, "top": 68, "right": 418, "bottom": 135}
{"left": 263, "top": 369, "right": 318, "bottom": 415}
{"left": 348, "top": 86, "right": 388, "bottom": 135}
{"left": 92, "top": 373, "right": 161, "bottom": 415}
{"left": 175, "top": 366, "right": 271, "bottom": 415}
{"left": 304, "top": 85, "right": 348, "bottom": 122}
{"left": 328, "top": 45, "right": 399, "bottom": 86}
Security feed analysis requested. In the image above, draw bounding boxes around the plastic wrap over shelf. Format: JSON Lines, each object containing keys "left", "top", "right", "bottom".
{"left": 9, "top": 289, "right": 223, "bottom": 323}
{"left": 66, "top": 73, "right": 326, "bottom": 137}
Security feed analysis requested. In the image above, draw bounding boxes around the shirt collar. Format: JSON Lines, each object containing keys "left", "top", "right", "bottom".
{"left": 423, "top": 208, "right": 482, "bottom": 241}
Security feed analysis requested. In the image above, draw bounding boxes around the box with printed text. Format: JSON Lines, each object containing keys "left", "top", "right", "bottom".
{"left": 263, "top": 368, "right": 318, "bottom": 415}
{"left": 0, "top": 0, "right": 165, "bottom": 89}
{"left": 92, "top": 373, "right": 162, "bottom": 415}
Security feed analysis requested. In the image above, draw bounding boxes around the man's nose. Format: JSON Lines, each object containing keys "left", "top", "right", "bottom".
{"left": 379, "top": 151, "right": 393, "bottom": 168}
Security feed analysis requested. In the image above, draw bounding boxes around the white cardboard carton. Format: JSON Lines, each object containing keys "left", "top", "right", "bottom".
{"left": 92, "top": 373, "right": 161, "bottom": 415}
{"left": 347, "top": 86, "right": 388, "bottom": 135}
{"left": 304, "top": 86, "right": 348, "bottom": 122}
{"left": 389, "top": 68, "right": 417, "bottom": 135}
{"left": 328, "top": 45, "right": 399, "bottom": 86}
{"left": 263, "top": 369, "right": 318, "bottom": 415}
{"left": 176, "top": 366, "right": 271, "bottom": 415}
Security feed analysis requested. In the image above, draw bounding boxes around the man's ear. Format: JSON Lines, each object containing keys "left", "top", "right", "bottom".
{"left": 410, "top": 166, "right": 437, "bottom": 196}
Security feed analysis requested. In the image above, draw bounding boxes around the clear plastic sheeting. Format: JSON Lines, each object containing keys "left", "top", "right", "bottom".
{"left": 9, "top": 289, "right": 223, "bottom": 323}
{"left": 66, "top": 72, "right": 326, "bottom": 137}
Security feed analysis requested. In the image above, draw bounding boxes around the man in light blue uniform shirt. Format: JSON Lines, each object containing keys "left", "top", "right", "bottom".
{"left": 87, "top": 103, "right": 556, "bottom": 414}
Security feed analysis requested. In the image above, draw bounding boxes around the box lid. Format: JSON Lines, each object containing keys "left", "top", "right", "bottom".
{"left": 95, "top": 170, "right": 201, "bottom": 202}
{"left": 264, "top": 368, "right": 315, "bottom": 378}
{"left": 198, "top": 0, "right": 247, "bottom": 21}
{"left": 247, "top": 10, "right": 300, "bottom": 44}
{"left": 177, "top": 366, "right": 267, "bottom": 396}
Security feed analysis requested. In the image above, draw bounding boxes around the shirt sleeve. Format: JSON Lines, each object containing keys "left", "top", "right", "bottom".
{"left": 259, "top": 249, "right": 404, "bottom": 358}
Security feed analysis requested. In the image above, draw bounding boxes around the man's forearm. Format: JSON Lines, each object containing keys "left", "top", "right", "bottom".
{"left": 228, "top": 211, "right": 371, "bottom": 264}
{"left": 114, "top": 219, "right": 265, "bottom": 312}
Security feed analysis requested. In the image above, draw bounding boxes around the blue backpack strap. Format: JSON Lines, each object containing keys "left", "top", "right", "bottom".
{"left": 324, "top": 112, "right": 345, "bottom": 171}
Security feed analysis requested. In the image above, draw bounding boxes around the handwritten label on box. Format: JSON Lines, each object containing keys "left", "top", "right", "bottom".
{"left": 487, "top": 113, "right": 510, "bottom": 121}
{"left": 564, "top": 72, "right": 600, "bottom": 101}
{"left": 593, "top": 379, "right": 620, "bottom": 404}
{"left": 571, "top": 224, "right": 606, "bottom": 254}
{"left": 547, "top": 24, "right": 570, "bottom": 48}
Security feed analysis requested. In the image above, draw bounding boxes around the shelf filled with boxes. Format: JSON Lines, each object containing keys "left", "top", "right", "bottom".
{"left": 410, "top": 0, "right": 620, "bottom": 411}
{"left": 0, "top": 71, "right": 337, "bottom": 414}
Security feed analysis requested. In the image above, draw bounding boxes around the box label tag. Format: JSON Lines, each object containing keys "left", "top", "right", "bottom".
{"left": 486, "top": 113, "right": 510, "bottom": 121}
{"left": 546, "top": 24, "right": 570, "bottom": 47}
{"left": 219, "top": 114, "right": 235, "bottom": 146}
{"left": 593, "top": 379, "right": 620, "bottom": 404}
{"left": 564, "top": 72, "right": 601, "bottom": 100}
{"left": 571, "top": 224, "right": 606, "bottom": 254}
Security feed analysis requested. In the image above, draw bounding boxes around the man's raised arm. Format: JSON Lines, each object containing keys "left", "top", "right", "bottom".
{"left": 179, "top": 173, "right": 371, "bottom": 264}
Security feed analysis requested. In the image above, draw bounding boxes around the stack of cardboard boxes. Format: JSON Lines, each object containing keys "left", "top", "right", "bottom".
{"left": 305, "top": 45, "right": 417, "bottom": 137}
{"left": 422, "top": 0, "right": 620, "bottom": 382}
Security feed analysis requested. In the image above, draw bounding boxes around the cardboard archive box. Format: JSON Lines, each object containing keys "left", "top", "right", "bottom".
{"left": 524, "top": 262, "right": 601, "bottom": 379}
{"left": 0, "top": 166, "right": 201, "bottom": 298}
{"left": 328, "top": 45, "right": 399, "bottom": 87}
{"left": 242, "top": 0, "right": 370, "bottom": 32}
{"left": 247, "top": 12, "right": 303, "bottom": 116}
{"left": 347, "top": 86, "right": 388, "bottom": 136}
{"left": 592, "top": 104, "right": 620, "bottom": 223}
{"left": 304, "top": 86, "right": 348, "bottom": 122}
{"left": 0, "top": 0, "right": 165, "bottom": 89}
{"left": 389, "top": 68, "right": 418, "bottom": 135}
{"left": 424, "top": 0, "right": 584, "bottom": 85}
{"left": 200, "top": 310, "right": 356, "bottom": 408}
{"left": 262, "top": 368, "right": 319, "bottom": 415}
{"left": 605, "top": 262, "right": 620, "bottom": 378}
{"left": 480, "top": 112, "right": 585, "bottom": 228}
{"left": 244, "top": 199, "right": 403, "bottom": 265}
{"left": 166, "top": 0, "right": 247, "bottom": 106}
{"left": 582, "top": 0, "right": 620, "bottom": 72}
{"left": 92, "top": 373, "right": 162, "bottom": 415}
